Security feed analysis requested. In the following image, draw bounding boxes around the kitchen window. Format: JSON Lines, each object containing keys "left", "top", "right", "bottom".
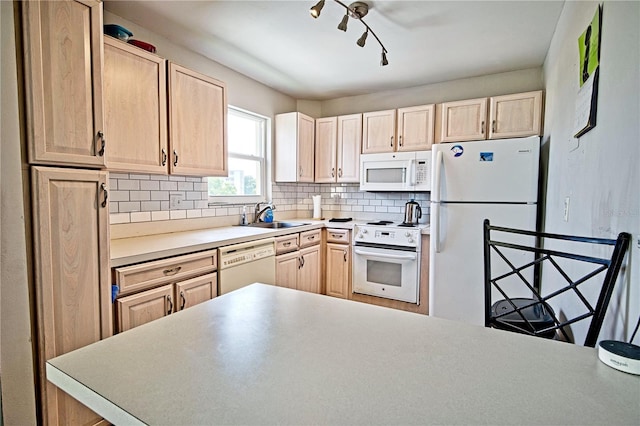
{"left": 208, "top": 107, "right": 269, "bottom": 204}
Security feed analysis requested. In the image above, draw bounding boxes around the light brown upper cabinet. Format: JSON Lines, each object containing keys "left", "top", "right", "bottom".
{"left": 22, "top": 0, "right": 106, "bottom": 168}
{"left": 104, "top": 36, "right": 168, "bottom": 174}
{"left": 436, "top": 91, "right": 543, "bottom": 143}
{"left": 396, "top": 104, "right": 435, "bottom": 151}
{"left": 31, "top": 166, "right": 112, "bottom": 425}
{"left": 362, "top": 109, "right": 396, "bottom": 153}
{"left": 489, "top": 91, "right": 543, "bottom": 139}
{"left": 168, "top": 62, "right": 228, "bottom": 176}
{"left": 363, "top": 106, "right": 434, "bottom": 153}
{"left": 436, "top": 97, "right": 488, "bottom": 143}
{"left": 275, "top": 112, "right": 315, "bottom": 182}
{"left": 315, "top": 114, "right": 362, "bottom": 183}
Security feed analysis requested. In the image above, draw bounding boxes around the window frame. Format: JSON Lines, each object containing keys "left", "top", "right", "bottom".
{"left": 208, "top": 106, "right": 270, "bottom": 205}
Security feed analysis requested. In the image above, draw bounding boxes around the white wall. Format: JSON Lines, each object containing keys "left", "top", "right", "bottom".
{"left": 0, "top": 1, "right": 38, "bottom": 424}
{"left": 542, "top": 1, "right": 639, "bottom": 343}
{"left": 320, "top": 67, "right": 543, "bottom": 116}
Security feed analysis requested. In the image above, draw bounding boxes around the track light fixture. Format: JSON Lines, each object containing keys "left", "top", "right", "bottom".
{"left": 310, "top": 0, "right": 389, "bottom": 66}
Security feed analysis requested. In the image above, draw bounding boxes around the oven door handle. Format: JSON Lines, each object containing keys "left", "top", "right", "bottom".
{"left": 354, "top": 249, "right": 417, "bottom": 261}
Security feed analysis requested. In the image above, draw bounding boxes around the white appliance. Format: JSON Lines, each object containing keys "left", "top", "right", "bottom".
{"left": 429, "top": 136, "right": 540, "bottom": 326}
{"left": 218, "top": 238, "right": 276, "bottom": 295}
{"left": 352, "top": 222, "right": 422, "bottom": 303}
{"left": 360, "top": 151, "right": 431, "bottom": 192}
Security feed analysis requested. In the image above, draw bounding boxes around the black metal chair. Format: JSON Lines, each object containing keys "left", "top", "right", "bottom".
{"left": 483, "top": 219, "right": 630, "bottom": 347}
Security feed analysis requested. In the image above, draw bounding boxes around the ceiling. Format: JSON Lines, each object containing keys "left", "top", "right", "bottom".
{"left": 104, "top": 1, "right": 565, "bottom": 101}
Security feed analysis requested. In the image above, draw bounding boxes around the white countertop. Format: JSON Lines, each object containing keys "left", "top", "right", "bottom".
{"left": 110, "top": 220, "right": 430, "bottom": 267}
{"left": 47, "top": 284, "right": 639, "bottom": 426}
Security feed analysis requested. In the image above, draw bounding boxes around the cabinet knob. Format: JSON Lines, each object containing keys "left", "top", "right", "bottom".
{"left": 173, "top": 150, "right": 179, "bottom": 167}
{"left": 344, "top": 250, "right": 347, "bottom": 262}
{"left": 161, "top": 148, "right": 167, "bottom": 166}
{"left": 492, "top": 120, "right": 496, "bottom": 134}
{"left": 299, "top": 166, "right": 303, "bottom": 177}
{"left": 399, "top": 135, "right": 403, "bottom": 146}
{"left": 180, "top": 290, "right": 186, "bottom": 310}
{"left": 481, "top": 121, "right": 485, "bottom": 134}
{"left": 331, "top": 167, "right": 335, "bottom": 178}
{"left": 390, "top": 136, "right": 394, "bottom": 147}
{"left": 338, "top": 168, "right": 342, "bottom": 177}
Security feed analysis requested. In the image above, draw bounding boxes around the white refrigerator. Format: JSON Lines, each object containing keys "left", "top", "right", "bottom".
{"left": 429, "top": 136, "right": 540, "bottom": 326}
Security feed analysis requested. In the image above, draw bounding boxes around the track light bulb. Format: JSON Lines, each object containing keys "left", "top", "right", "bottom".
{"left": 338, "top": 13, "right": 349, "bottom": 31}
{"left": 381, "top": 50, "right": 388, "bottom": 66}
{"left": 310, "top": 0, "right": 325, "bottom": 18}
{"left": 356, "top": 29, "right": 368, "bottom": 47}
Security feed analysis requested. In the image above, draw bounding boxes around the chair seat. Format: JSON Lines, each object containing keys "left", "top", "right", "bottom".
{"left": 490, "top": 298, "right": 557, "bottom": 339}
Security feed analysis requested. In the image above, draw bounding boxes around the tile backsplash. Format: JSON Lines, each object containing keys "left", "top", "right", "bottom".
{"left": 109, "top": 173, "right": 430, "bottom": 225}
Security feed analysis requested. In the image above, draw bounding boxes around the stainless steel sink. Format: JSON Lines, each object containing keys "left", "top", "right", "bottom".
{"left": 244, "top": 221, "right": 310, "bottom": 229}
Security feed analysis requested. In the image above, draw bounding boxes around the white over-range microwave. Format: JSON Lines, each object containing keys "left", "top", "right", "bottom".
{"left": 360, "top": 151, "right": 431, "bottom": 192}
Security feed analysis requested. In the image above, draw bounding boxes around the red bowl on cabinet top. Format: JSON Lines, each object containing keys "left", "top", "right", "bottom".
{"left": 127, "top": 39, "right": 156, "bottom": 53}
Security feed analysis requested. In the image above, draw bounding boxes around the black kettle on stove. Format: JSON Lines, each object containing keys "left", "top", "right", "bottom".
{"left": 403, "top": 199, "right": 422, "bottom": 226}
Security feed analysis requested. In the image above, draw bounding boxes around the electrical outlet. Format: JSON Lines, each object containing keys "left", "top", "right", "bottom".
{"left": 170, "top": 193, "right": 184, "bottom": 210}
{"left": 563, "top": 196, "right": 570, "bottom": 222}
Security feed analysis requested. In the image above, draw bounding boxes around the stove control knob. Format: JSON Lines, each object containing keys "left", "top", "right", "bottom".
{"left": 408, "top": 237, "right": 414, "bottom": 244}
{"left": 405, "top": 232, "right": 411, "bottom": 237}
{"left": 362, "top": 229, "right": 368, "bottom": 234}
{"left": 357, "top": 233, "right": 363, "bottom": 239}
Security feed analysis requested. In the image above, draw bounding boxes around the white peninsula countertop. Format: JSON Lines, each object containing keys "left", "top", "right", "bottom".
{"left": 47, "top": 284, "right": 639, "bottom": 425}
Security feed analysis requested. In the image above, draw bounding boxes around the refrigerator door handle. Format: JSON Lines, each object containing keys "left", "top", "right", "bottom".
{"left": 432, "top": 150, "right": 443, "bottom": 253}
{"left": 433, "top": 150, "right": 443, "bottom": 203}
{"left": 433, "top": 202, "right": 441, "bottom": 253}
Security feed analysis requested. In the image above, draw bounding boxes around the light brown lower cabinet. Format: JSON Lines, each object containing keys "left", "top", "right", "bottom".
{"left": 31, "top": 166, "right": 111, "bottom": 425}
{"left": 325, "top": 229, "right": 351, "bottom": 299}
{"left": 275, "top": 230, "right": 321, "bottom": 293}
{"left": 116, "top": 272, "right": 217, "bottom": 332}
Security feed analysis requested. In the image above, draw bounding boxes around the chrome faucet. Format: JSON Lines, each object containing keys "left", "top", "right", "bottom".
{"left": 254, "top": 202, "right": 276, "bottom": 223}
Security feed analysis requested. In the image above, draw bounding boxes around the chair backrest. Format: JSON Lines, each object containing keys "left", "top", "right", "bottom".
{"left": 483, "top": 219, "right": 630, "bottom": 347}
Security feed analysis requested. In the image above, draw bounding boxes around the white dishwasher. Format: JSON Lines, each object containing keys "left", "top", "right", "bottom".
{"left": 218, "top": 237, "right": 276, "bottom": 295}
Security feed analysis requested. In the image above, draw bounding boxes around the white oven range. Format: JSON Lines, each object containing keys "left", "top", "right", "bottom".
{"left": 352, "top": 222, "right": 422, "bottom": 304}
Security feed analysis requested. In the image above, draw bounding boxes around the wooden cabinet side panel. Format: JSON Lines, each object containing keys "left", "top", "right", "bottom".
{"left": 274, "top": 112, "right": 298, "bottom": 182}
{"left": 314, "top": 117, "right": 337, "bottom": 182}
{"left": 104, "top": 37, "right": 167, "bottom": 173}
{"left": 337, "top": 113, "right": 362, "bottom": 182}
{"left": 32, "top": 166, "right": 111, "bottom": 425}
{"left": 169, "top": 62, "right": 227, "bottom": 176}
{"left": 22, "top": 0, "right": 105, "bottom": 167}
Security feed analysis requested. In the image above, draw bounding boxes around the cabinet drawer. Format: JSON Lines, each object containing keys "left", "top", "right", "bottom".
{"left": 275, "top": 234, "right": 299, "bottom": 254}
{"left": 299, "top": 229, "right": 321, "bottom": 248}
{"left": 114, "top": 249, "right": 217, "bottom": 296}
{"left": 326, "top": 228, "right": 350, "bottom": 244}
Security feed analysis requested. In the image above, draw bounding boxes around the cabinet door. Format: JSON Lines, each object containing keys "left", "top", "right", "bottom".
{"left": 298, "top": 113, "right": 316, "bottom": 182}
{"left": 117, "top": 284, "right": 174, "bottom": 332}
{"left": 337, "top": 113, "right": 362, "bottom": 182}
{"left": 489, "top": 91, "right": 543, "bottom": 139}
{"left": 168, "top": 62, "right": 227, "bottom": 176}
{"left": 297, "top": 246, "right": 321, "bottom": 294}
{"left": 325, "top": 243, "right": 350, "bottom": 299}
{"left": 362, "top": 110, "right": 396, "bottom": 153}
{"left": 22, "top": 0, "right": 105, "bottom": 168}
{"left": 176, "top": 272, "right": 217, "bottom": 311}
{"left": 31, "top": 166, "right": 111, "bottom": 425}
{"left": 104, "top": 36, "right": 168, "bottom": 173}
{"left": 314, "top": 117, "right": 338, "bottom": 182}
{"left": 397, "top": 104, "right": 435, "bottom": 151}
{"left": 276, "top": 251, "right": 299, "bottom": 290}
{"left": 437, "top": 98, "right": 488, "bottom": 143}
